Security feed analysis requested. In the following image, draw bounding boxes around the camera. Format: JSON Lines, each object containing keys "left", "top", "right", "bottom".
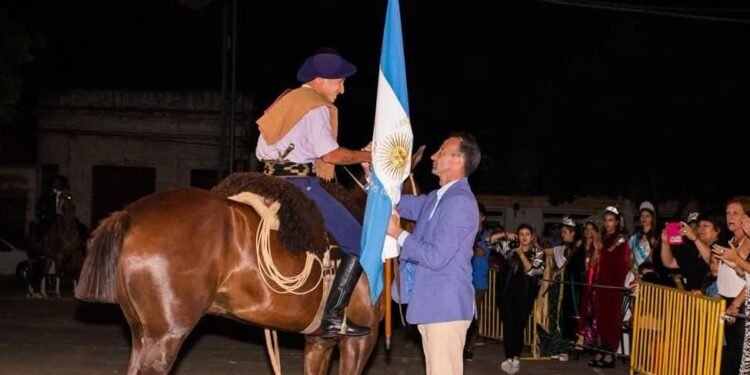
{"left": 508, "top": 239, "right": 520, "bottom": 249}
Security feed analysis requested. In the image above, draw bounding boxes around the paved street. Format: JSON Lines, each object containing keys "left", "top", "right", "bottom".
{"left": 0, "top": 277, "right": 628, "bottom": 374}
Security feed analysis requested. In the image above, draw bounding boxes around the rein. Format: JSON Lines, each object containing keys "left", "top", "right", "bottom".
{"left": 342, "top": 166, "right": 366, "bottom": 192}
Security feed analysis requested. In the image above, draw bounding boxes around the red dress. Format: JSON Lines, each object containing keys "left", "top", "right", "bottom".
{"left": 592, "top": 236, "right": 631, "bottom": 350}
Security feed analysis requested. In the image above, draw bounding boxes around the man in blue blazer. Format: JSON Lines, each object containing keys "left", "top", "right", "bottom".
{"left": 387, "top": 132, "right": 481, "bottom": 375}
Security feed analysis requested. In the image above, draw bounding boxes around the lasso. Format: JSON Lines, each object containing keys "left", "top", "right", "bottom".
{"left": 255, "top": 201, "right": 326, "bottom": 295}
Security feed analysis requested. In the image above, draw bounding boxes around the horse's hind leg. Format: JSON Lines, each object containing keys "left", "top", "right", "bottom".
{"left": 118, "top": 273, "right": 206, "bottom": 374}
{"left": 304, "top": 335, "right": 337, "bottom": 375}
{"left": 54, "top": 275, "right": 61, "bottom": 297}
{"left": 120, "top": 301, "right": 197, "bottom": 374}
{"left": 124, "top": 329, "right": 190, "bottom": 375}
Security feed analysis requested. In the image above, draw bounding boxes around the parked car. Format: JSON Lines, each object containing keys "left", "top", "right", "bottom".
{"left": 0, "top": 237, "right": 29, "bottom": 281}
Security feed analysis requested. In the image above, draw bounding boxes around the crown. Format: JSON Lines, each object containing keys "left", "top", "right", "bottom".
{"left": 561, "top": 216, "right": 576, "bottom": 227}
{"left": 604, "top": 206, "right": 620, "bottom": 216}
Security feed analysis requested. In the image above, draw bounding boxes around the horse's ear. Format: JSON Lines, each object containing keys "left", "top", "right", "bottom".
{"left": 410, "top": 145, "right": 426, "bottom": 172}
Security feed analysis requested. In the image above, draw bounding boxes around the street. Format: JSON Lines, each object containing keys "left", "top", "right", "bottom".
{"left": 0, "top": 276, "right": 628, "bottom": 374}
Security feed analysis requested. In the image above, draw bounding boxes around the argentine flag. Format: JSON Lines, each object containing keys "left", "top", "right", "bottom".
{"left": 360, "top": 0, "right": 413, "bottom": 303}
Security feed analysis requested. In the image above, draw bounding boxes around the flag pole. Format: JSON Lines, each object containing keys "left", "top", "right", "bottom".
{"left": 385, "top": 257, "right": 392, "bottom": 350}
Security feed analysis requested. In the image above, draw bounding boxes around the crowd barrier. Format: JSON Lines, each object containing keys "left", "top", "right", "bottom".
{"left": 630, "top": 282, "right": 725, "bottom": 375}
{"left": 478, "top": 271, "right": 725, "bottom": 374}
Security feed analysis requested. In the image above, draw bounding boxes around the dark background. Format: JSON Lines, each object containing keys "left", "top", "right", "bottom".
{"left": 3, "top": 0, "right": 750, "bottom": 211}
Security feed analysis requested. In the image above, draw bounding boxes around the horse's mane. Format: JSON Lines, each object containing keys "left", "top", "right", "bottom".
{"left": 211, "top": 172, "right": 365, "bottom": 254}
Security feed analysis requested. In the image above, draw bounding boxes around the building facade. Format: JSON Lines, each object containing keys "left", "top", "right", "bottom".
{"left": 36, "top": 89, "right": 252, "bottom": 228}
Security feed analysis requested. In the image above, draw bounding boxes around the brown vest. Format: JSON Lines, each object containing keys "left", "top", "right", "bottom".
{"left": 257, "top": 86, "right": 338, "bottom": 181}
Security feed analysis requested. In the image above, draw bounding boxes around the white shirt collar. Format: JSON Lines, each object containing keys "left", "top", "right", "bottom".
{"left": 436, "top": 178, "right": 460, "bottom": 202}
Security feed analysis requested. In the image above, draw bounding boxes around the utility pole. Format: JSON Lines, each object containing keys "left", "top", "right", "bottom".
{"left": 218, "top": 0, "right": 238, "bottom": 176}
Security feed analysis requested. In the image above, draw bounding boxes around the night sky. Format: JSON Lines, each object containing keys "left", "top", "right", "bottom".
{"left": 5, "top": 0, "right": 750, "bottom": 211}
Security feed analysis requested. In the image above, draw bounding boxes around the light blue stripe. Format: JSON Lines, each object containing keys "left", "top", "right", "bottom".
{"left": 359, "top": 173, "right": 393, "bottom": 302}
{"left": 380, "top": 0, "right": 409, "bottom": 115}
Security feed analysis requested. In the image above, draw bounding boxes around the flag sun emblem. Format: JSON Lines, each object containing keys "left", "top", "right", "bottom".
{"left": 377, "top": 133, "right": 411, "bottom": 180}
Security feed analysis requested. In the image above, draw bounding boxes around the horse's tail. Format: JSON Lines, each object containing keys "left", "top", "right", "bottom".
{"left": 74, "top": 210, "right": 131, "bottom": 303}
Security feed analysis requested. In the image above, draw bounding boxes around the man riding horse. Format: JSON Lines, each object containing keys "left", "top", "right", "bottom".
{"left": 35, "top": 175, "right": 71, "bottom": 239}
{"left": 255, "top": 48, "right": 373, "bottom": 338}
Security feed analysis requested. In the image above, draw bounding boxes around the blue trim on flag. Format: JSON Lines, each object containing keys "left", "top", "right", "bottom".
{"left": 359, "top": 174, "right": 393, "bottom": 302}
{"left": 380, "top": 0, "right": 409, "bottom": 115}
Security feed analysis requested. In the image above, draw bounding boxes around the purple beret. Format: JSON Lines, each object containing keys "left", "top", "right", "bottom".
{"left": 296, "top": 52, "right": 357, "bottom": 82}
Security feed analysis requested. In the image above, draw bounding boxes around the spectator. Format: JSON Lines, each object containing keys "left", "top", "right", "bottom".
{"left": 464, "top": 202, "right": 492, "bottom": 361}
{"left": 661, "top": 214, "right": 721, "bottom": 292}
{"left": 491, "top": 223, "right": 544, "bottom": 374}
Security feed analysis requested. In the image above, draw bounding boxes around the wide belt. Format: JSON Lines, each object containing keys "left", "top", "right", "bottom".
{"left": 262, "top": 161, "right": 314, "bottom": 177}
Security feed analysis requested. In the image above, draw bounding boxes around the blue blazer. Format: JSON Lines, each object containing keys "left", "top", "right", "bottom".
{"left": 393, "top": 177, "right": 479, "bottom": 324}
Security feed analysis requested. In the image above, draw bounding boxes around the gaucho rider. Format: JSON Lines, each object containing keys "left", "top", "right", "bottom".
{"left": 255, "top": 49, "right": 372, "bottom": 338}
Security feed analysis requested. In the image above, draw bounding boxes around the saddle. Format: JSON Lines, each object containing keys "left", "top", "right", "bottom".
{"left": 212, "top": 172, "right": 363, "bottom": 255}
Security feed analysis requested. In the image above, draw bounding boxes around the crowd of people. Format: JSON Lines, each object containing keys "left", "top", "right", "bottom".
{"left": 462, "top": 198, "right": 750, "bottom": 374}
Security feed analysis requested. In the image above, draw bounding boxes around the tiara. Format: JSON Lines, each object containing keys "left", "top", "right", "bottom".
{"left": 561, "top": 216, "right": 576, "bottom": 227}
{"left": 604, "top": 206, "right": 620, "bottom": 215}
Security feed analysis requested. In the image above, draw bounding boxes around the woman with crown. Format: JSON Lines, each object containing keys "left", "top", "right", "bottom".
{"left": 577, "top": 206, "right": 631, "bottom": 368}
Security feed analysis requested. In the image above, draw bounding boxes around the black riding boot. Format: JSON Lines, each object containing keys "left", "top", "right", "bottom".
{"left": 320, "top": 254, "right": 371, "bottom": 338}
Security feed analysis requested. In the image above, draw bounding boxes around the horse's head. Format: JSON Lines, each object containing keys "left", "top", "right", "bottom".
{"left": 56, "top": 189, "right": 76, "bottom": 218}
{"left": 403, "top": 145, "right": 426, "bottom": 196}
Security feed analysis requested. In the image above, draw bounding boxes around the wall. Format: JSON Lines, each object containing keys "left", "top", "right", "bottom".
{"left": 37, "top": 89, "right": 253, "bottom": 227}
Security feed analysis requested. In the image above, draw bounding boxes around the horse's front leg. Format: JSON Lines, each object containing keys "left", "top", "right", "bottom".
{"left": 303, "top": 335, "right": 337, "bottom": 375}
{"left": 337, "top": 329, "right": 380, "bottom": 375}
{"left": 40, "top": 273, "right": 47, "bottom": 298}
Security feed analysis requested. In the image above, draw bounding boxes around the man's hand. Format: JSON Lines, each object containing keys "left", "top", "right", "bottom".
{"left": 361, "top": 143, "right": 373, "bottom": 178}
{"left": 386, "top": 209, "right": 403, "bottom": 239}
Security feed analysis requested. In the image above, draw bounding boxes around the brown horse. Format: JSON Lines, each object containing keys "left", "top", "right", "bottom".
{"left": 75, "top": 148, "right": 424, "bottom": 375}
{"left": 40, "top": 189, "right": 85, "bottom": 297}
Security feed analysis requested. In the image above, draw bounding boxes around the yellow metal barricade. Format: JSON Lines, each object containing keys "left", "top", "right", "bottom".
{"left": 630, "top": 282, "right": 725, "bottom": 375}
{"left": 478, "top": 268, "right": 503, "bottom": 340}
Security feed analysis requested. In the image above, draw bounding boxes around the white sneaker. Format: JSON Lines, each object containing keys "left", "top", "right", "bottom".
{"left": 512, "top": 357, "right": 520, "bottom": 373}
{"left": 558, "top": 353, "right": 569, "bottom": 362}
{"left": 500, "top": 359, "right": 515, "bottom": 374}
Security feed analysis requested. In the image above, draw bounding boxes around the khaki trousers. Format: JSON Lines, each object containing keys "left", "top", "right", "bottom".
{"left": 417, "top": 320, "right": 472, "bottom": 375}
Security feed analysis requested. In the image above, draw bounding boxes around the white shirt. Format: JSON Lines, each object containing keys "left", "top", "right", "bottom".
{"left": 718, "top": 261, "right": 745, "bottom": 298}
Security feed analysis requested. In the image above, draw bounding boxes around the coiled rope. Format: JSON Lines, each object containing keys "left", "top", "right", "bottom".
{"left": 255, "top": 201, "right": 324, "bottom": 295}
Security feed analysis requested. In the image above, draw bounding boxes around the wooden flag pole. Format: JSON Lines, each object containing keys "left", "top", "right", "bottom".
{"left": 384, "top": 257, "right": 392, "bottom": 350}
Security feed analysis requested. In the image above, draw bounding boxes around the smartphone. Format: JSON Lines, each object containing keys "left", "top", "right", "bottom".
{"left": 666, "top": 222, "right": 683, "bottom": 245}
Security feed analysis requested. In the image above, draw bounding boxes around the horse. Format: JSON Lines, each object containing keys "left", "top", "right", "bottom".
{"left": 75, "top": 147, "right": 425, "bottom": 375}
{"left": 37, "top": 189, "right": 85, "bottom": 298}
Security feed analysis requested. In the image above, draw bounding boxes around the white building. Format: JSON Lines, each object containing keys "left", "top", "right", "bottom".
{"left": 36, "top": 89, "right": 252, "bottom": 228}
